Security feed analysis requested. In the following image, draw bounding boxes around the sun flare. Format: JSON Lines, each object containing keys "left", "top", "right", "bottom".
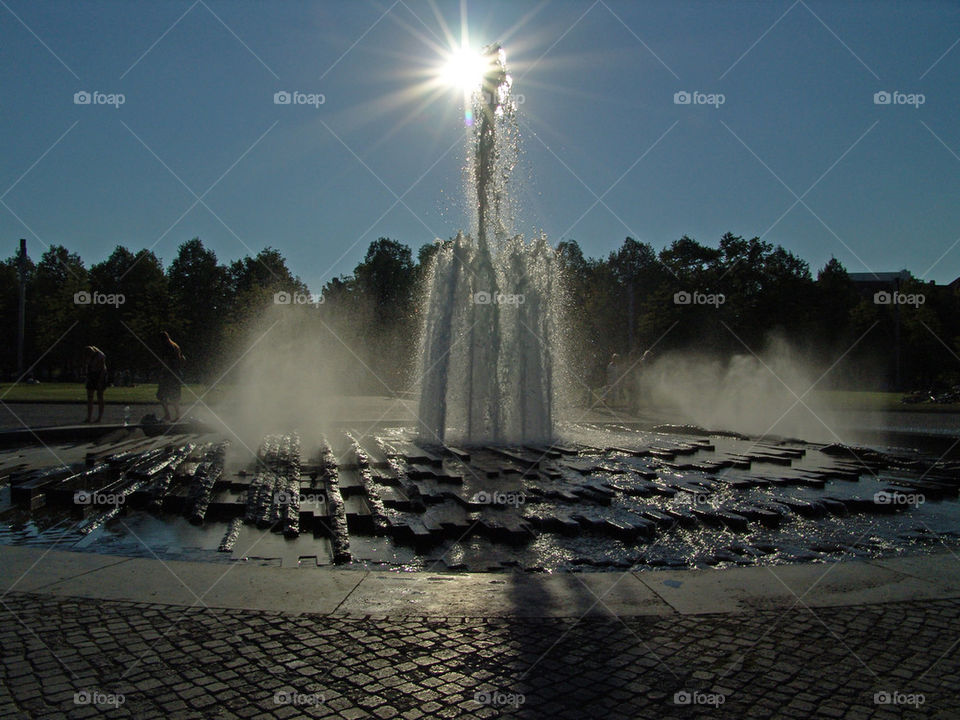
{"left": 439, "top": 46, "right": 488, "bottom": 93}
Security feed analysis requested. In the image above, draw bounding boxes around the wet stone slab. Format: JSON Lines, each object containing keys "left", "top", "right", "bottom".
{"left": 1, "top": 423, "right": 958, "bottom": 572}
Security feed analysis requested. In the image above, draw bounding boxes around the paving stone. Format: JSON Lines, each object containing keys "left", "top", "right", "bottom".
{"left": 1, "top": 591, "right": 959, "bottom": 718}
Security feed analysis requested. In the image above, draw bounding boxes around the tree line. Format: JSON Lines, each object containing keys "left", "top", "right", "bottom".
{"left": 1, "top": 233, "right": 957, "bottom": 392}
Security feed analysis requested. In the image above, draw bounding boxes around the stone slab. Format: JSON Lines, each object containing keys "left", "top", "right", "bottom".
{"left": 0, "top": 545, "right": 130, "bottom": 593}
{"left": 4, "top": 545, "right": 960, "bottom": 618}
{"left": 32, "top": 553, "right": 365, "bottom": 614}
{"left": 336, "top": 571, "right": 673, "bottom": 617}
{"left": 636, "top": 554, "right": 958, "bottom": 614}
{"left": 867, "top": 553, "right": 960, "bottom": 590}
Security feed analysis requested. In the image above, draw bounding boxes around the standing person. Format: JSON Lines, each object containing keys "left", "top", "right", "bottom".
{"left": 157, "top": 331, "right": 185, "bottom": 423}
{"left": 82, "top": 346, "right": 107, "bottom": 423}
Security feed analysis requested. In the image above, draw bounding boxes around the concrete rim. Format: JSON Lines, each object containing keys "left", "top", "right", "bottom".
{"left": 2, "top": 545, "right": 958, "bottom": 618}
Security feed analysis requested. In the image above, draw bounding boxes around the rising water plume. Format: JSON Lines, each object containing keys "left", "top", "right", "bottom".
{"left": 418, "top": 45, "right": 561, "bottom": 445}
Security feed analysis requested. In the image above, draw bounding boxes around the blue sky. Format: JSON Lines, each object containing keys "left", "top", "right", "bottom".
{"left": 2, "top": 0, "right": 959, "bottom": 292}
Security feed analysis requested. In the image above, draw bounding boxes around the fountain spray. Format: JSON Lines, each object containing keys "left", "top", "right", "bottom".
{"left": 418, "top": 44, "right": 560, "bottom": 445}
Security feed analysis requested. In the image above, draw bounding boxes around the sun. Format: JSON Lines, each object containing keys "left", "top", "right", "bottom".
{"left": 439, "top": 45, "right": 488, "bottom": 93}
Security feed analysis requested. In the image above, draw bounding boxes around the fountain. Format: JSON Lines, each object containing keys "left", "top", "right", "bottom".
{"left": 2, "top": 43, "right": 958, "bottom": 577}
{"left": 418, "top": 45, "right": 561, "bottom": 444}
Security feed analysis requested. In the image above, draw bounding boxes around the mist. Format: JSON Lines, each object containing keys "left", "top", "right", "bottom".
{"left": 634, "top": 335, "right": 862, "bottom": 442}
{"left": 211, "top": 302, "right": 388, "bottom": 464}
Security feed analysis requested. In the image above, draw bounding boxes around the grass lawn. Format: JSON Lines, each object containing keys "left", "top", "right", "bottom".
{"left": 2, "top": 384, "right": 958, "bottom": 413}
{"left": 0, "top": 382, "right": 230, "bottom": 404}
{"left": 812, "top": 390, "right": 960, "bottom": 413}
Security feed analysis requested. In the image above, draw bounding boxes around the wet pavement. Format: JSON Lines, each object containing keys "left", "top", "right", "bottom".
{"left": 0, "top": 404, "right": 142, "bottom": 431}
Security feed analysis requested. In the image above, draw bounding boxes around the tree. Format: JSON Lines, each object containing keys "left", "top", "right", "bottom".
{"left": 814, "top": 258, "right": 858, "bottom": 344}
{"left": 659, "top": 236, "right": 724, "bottom": 350}
{"left": 88, "top": 246, "right": 168, "bottom": 379}
{"left": 226, "top": 247, "right": 307, "bottom": 300}
{"left": 167, "top": 238, "right": 228, "bottom": 379}
{"left": 351, "top": 238, "right": 418, "bottom": 390}
{"left": 660, "top": 235, "right": 721, "bottom": 282}
{"left": 32, "top": 246, "right": 88, "bottom": 379}
{"left": 0, "top": 254, "right": 31, "bottom": 379}
{"left": 223, "top": 246, "right": 308, "bottom": 333}
{"left": 609, "top": 238, "right": 673, "bottom": 354}
{"left": 354, "top": 238, "right": 416, "bottom": 326}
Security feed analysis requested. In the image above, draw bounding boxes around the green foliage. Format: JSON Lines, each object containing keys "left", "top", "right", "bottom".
{"left": 33, "top": 246, "right": 88, "bottom": 378}
{"left": 168, "top": 238, "right": 228, "bottom": 378}
{"left": 2, "top": 232, "right": 958, "bottom": 392}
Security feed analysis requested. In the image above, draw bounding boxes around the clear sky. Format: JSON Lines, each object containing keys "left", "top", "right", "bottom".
{"left": 2, "top": 0, "right": 959, "bottom": 292}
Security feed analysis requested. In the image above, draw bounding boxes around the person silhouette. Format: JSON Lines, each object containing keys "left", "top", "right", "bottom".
{"left": 82, "top": 345, "right": 107, "bottom": 423}
{"left": 157, "top": 331, "right": 186, "bottom": 423}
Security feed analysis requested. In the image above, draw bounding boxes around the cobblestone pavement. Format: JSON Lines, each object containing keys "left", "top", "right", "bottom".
{"left": 1, "top": 592, "right": 957, "bottom": 719}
